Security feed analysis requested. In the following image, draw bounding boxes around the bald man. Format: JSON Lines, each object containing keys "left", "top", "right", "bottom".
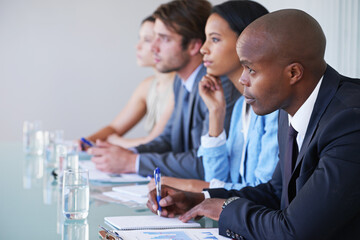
{"left": 147, "top": 9, "right": 360, "bottom": 240}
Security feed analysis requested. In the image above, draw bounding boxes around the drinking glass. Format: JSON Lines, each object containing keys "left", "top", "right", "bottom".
{"left": 44, "top": 130, "right": 64, "bottom": 167}
{"left": 62, "top": 219, "right": 89, "bottom": 240}
{"left": 62, "top": 169, "right": 89, "bottom": 220}
{"left": 23, "top": 120, "right": 44, "bottom": 155}
{"left": 56, "top": 141, "right": 79, "bottom": 172}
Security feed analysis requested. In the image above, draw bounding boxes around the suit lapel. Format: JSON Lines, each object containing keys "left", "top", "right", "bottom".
{"left": 184, "top": 64, "right": 206, "bottom": 150}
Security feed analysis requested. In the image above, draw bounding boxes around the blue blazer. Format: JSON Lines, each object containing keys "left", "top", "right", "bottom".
{"left": 198, "top": 96, "right": 279, "bottom": 190}
{"left": 208, "top": 65, "right": 360, "bottom": 240}
{"left": 136, "top": 64, "right": 240, "bottom": 179}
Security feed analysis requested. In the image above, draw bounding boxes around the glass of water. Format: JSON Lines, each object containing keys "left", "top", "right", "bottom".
{"left": 62, "top": 169, "right": 89, "bottom": 220}
{"left": 23, "top": 120, "right": 44, "bottom": 155}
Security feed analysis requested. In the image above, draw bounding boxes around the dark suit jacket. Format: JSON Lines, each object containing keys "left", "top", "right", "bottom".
{"left": 208, "top": 65, "right": 360, "bottom": 240}
{"left": 136, "top": 64, "right": 240, "bottom": 179}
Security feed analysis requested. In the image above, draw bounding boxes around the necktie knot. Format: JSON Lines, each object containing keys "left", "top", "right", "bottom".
{"left": 288, "top": 124, "right": 298, "bottom": 138}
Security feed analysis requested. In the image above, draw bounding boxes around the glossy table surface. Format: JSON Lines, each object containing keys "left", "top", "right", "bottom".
{"left": 0, "top": 142, "right": 153, "bottom": 239}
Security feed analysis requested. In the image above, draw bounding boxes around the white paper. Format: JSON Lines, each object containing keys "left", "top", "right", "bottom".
{"left": 112, "top": 184, "right": 149, "bottom": 197}
{"left": 103, "top": 191, "right": 148, "bottom": 204}
{"left": 114, "top": 228, "right": 229, "bottom": 240}
{"left": 105, "top": 215, "right": 201, "bottom": 230}
{"left": 79, "top": 161, "right": 149, "bottom": 183}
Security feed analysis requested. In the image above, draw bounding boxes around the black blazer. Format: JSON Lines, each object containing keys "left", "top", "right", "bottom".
{"left": 208, "top": 65, "right": 360, "bottom": 240}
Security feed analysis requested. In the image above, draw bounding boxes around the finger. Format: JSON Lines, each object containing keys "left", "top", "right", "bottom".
{"left": 147, "top": 190, "right": 159, "bottom": 212}
{"left": 88, "top": 146, "right": 107, "bottom": 156}
{"left": 159, "top": 195, "right": 175, "bottom": 207}
{"left": 146, "top": 200, "right": 157, "bottom": 215}
{"left": 96, "top": 139, "right": 111, "bottom": 147}
{"left": 179, "top": 207, "right": 200, "bottom": 222}
{"left": 205, "top": 74, "right": 221, "bottom": 90}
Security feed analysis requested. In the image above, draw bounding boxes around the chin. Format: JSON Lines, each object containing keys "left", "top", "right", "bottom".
{"left": 206, "top": 69, "right": 222, "bottom": 76}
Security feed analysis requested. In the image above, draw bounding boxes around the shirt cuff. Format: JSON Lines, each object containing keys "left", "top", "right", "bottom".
{"left": 134, "top": 154, "right": 140, "bottom": 173}
{"left": 128, "top": 147, "right": 138, "bottom": 154}
{"left": 200, "top": 130, "right": 226, "bottom": 148}
{"left": 209, "top": 178, "right": 226, "bottom": 189}
{"left": 202, "top": 191, "right": 211, "bottom": 199}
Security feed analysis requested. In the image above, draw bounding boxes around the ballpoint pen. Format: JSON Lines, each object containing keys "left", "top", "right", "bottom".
{"left": 98, "top": 225, "right": 123, "bottom": 240}
{"left": 81, "top": 137, "right": 95, "bottom": 147}
{"left": 154, "top": 167, "right": 162, "bottom": 216}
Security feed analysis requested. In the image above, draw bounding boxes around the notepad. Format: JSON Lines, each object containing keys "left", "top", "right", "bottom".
{"left": 113, "top": 228, "right": 229, "bottom": 240}
{"left": 112, "top": 184, "right": 149, "bottom": 197}
{"left": 79, "top": 161, "right": 149, "bottom": 183}
{"left": 105, "top": 215, "right": 201, "bottom": 230}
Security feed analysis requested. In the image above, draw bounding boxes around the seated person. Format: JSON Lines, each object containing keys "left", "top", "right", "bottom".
{"left": 148, "top": 9, "right": 360, "bottom": 240}
{"left": 148, "top": 1, "right": 278, "bottom": 192}
{"left": 82, "top": 16, "right": 175, "bottom": 149}
{"left": 87, "top": 0, "right": 240, "bottom": 178}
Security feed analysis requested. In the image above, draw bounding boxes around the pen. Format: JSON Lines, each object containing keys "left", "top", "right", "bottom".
{"left": 154, "top": 167, "right": 162, "bottom": 216}
{"left": 81, "top": 137, "right": 94, "bottom": 147}
{"left": 98, "top": 225, "right": 123, "bottom": 240}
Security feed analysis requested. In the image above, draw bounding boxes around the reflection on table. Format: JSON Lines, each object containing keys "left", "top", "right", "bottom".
{"left": 0, "top": 143, "right": 151, "bottom": 239}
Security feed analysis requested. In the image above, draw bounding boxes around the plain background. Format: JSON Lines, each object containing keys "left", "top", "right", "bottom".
{"left": 1, "top": 0, "right": 359, "bottom": 142}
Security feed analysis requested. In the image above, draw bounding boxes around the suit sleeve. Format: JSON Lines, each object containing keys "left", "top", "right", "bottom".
{"left": 138, "top": 148, "right": 204, "bottom": 179}
{"left": 216, "top": 108, "right": 360, "bottom": 240}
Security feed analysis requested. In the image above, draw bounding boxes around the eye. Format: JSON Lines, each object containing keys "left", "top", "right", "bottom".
{"left": 212, "top": 37, "right": 220, "bottom": 43}
{"left": 246, "top": 66, "right": 255, "bottom": 74}
{"left": 144, "top": 37, "right": 152, "bottom": 43}
{"left": 161, "top": 36, "right": 170, "bottom": 42}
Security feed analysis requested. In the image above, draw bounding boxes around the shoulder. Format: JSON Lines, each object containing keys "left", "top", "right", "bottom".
{"left": 139, "top": 75, "right": 155, "bottom": 88}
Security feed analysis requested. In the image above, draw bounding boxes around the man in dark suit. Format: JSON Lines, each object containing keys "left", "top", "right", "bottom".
{"left": 147, "top": 9, "right": 360, "bottom": 240}
{"left": 88, "top": 0, "right": 239, "bottom": 178}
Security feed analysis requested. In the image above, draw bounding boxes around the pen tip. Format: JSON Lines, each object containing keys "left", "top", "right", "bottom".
{"left": 157, "top": 210, "right": 161, "bottom": 217}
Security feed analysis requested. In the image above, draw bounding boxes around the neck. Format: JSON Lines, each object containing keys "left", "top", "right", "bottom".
{"left": 285, "top": 75, "right": 321, "bottom": 116}
{"left": 177, "top": 54, "right": 203, "bottom": 80}
{"left": 153, "top": 68, "right": 175, "bottom": 83}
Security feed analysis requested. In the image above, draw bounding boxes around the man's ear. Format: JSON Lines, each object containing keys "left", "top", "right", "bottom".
{"left": 286, "top": 62, "right": 304, "bottom": 85}
{"left": 187, "top": 39, "right": 203, "bottom": 56}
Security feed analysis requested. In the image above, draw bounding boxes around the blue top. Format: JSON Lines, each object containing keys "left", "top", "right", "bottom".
{"left": 198, "top": 96, "right": 279, "bottom": 190}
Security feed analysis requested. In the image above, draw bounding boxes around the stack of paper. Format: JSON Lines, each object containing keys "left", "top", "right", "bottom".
{"left": 102, "top": 184, "right": 149, "bottom": 205}
{"left": 113, "top": 228, "right": 229, "bottom": 240}
{"left": 105, "top": 215, "right": 201, "bottom": 230}
{"left": 79, "top": 161, "right": 149, "bottom": 183}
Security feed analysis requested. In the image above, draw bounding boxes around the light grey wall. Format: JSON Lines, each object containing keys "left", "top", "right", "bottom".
{"left": 0, "top": 0, "right": 359, "bottom": 142}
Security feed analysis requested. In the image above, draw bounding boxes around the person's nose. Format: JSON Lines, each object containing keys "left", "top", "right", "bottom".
{"left": 136, "top": 41, "right": 141, "bottom": 51}
{"left": 239, "top": 73, "right": 250, "bottom": 87}
{"left": 151, "top": 37, "right": 160, "bottom": 53}
{"left": 200, "top": 42, "right": 209, "bottom": 55}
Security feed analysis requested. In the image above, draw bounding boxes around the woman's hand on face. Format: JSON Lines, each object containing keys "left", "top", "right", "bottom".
{"left": 199, "top": 74, "right": 226, "bottom": 113}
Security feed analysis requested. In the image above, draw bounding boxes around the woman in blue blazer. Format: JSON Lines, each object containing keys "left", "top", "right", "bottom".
{"left": 148, "top": 0, "right": 278, "bottom": 192}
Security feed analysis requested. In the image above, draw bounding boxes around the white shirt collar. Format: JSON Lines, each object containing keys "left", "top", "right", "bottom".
{"left": 288, "top": 76, "right": 323, "bottom": 149}
{"left": 181, "top": 64, "right": 202, "bottom": 92}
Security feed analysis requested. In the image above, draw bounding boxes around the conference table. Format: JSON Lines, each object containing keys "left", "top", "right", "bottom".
{"left": 0, "top": 142, "right": 214, "bottom": 239}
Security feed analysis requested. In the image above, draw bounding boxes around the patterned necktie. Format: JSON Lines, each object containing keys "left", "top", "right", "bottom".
{"left": 284, "top": 124, "right": 298, "bottom": 207}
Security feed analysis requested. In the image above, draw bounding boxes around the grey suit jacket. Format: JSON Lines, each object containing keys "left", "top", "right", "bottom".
{"left": 135, "top": 64, "right": 240, "bottom": 179}
{"left": 208, "top": 65, "right": 360, "bottom": 240}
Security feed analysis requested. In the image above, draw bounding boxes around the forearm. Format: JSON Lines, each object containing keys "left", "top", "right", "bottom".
{"left": 87, "top": 125, "right": 116, "bottom": 142}
{"left": 208, "top": 108, "right": 225, "bottom": 137}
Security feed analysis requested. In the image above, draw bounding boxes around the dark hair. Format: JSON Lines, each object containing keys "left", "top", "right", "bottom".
{"left": 212, "top": 0, "right": 269, "bottom": 36}
{"left": 141, "top": 15, "right": 155, "bottom": 25}
{"left": 153, "top": 0, "right": 212, "bottom": 49}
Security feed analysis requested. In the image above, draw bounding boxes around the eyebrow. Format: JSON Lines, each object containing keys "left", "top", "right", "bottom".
{"left": 240, "top": 60, "right": 252, "bottom": 66}
{"left": 209, "top": 32, "right": 221, "bottom": 36}
{"left": 158, "top": 33, "right": 170, "bottom": 39}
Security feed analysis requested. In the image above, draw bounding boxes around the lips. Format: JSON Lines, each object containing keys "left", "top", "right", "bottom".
{"left": 203, "top": 60, "right": 212, "bottom": 67}
{"left": 243, "top": 93, "right": 255, "bottom": 104}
